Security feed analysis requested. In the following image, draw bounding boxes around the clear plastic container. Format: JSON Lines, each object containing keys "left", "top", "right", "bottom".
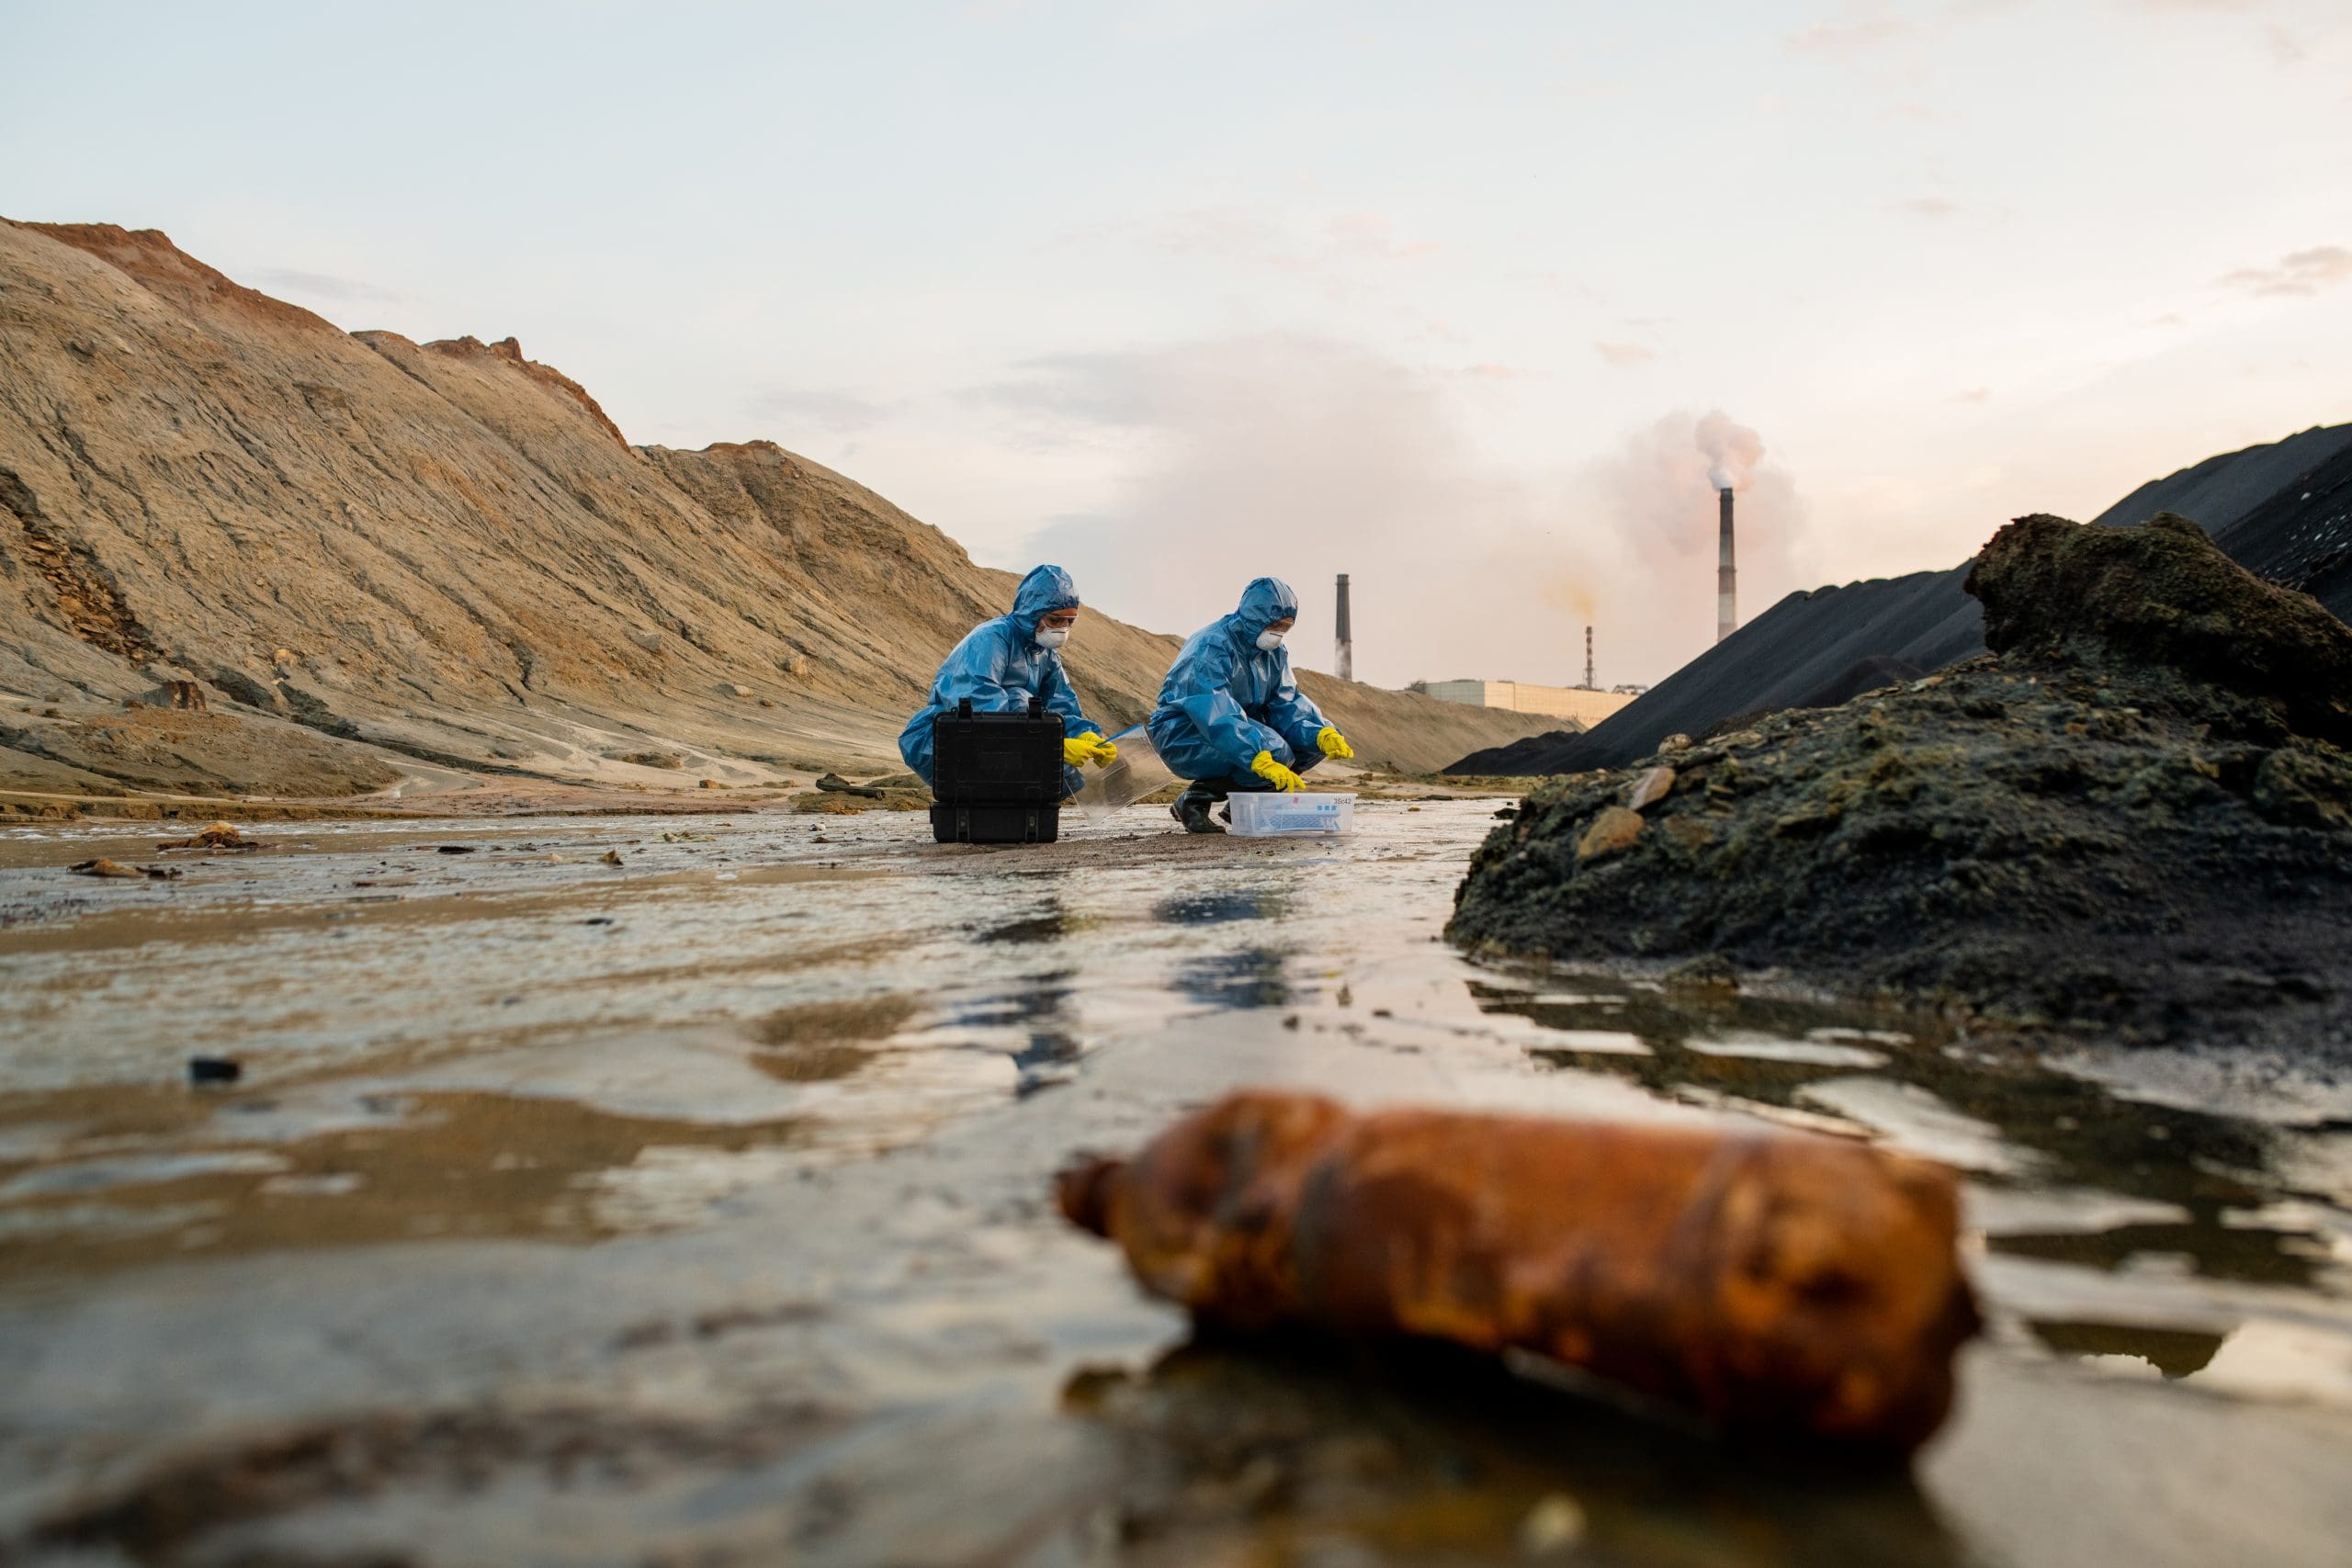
{"left": 1071, "top": 725, "right": 1177, "bottom": 824}
{"left": 1226, "top": 791, "right": 1356, "bottom": 837}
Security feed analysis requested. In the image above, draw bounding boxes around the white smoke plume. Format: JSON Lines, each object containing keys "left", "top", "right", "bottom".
{"left": 1589, "top": 409, "right": 1809, "bottom": 628}
{"left": 1696, "top": 409, "right": 1766, "bottom": 492}
{"left": 995, "top": 341, "right": 1805, "bottom": 687}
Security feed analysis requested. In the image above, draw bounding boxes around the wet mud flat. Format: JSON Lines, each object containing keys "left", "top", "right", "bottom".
{"left": 2, "top": 804, "right": 2349, "bottom": 1565}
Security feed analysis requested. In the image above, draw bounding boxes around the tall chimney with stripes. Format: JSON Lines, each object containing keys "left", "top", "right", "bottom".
{"left": 1334, "top": 573, "right": 1353, "bottom": 682}
{"left": 1716, "top": 488, "right": 1737, "bottom": 644}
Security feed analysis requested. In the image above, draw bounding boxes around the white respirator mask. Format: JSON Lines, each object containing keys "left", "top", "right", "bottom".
{"left": 1255, "top": 628, "right": 1286, "bottom": 651}
{"left": 1035, "top": 626, "right": 1070, "bottom": 649}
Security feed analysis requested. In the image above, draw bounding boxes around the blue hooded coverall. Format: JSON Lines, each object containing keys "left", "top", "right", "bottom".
{"left": 1148, "top": 576, "right": 1332, "bottom": 792}
{"left": 899, "top": 564, "right": 1102, "bottom": 797}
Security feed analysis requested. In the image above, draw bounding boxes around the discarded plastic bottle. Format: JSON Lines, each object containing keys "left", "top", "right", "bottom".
{"left": 1057, "top": 1090, "right": 1979, "bottom": 1452}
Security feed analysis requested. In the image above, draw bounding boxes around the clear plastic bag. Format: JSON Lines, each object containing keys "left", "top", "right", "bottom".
{"left": 1071, "top": 725, "right": 1176, "bottom": 823}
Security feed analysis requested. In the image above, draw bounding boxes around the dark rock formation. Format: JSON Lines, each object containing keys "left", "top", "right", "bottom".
{"left": 1453, "top": 423, "right": 2352, "bottom": 777}
{"left": 1449, "top": 513, "right": 2352, "bottom": 1060}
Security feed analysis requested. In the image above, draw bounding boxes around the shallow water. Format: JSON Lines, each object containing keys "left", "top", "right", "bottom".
{"left": 1, "top": 802, "right": 2347, "bottom": 1565}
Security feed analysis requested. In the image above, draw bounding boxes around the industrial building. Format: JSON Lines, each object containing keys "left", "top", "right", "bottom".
{"left": 1422, "top": 680, "right": 1635, "bottom": 727}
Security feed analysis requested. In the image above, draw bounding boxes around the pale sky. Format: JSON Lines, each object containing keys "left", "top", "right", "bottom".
{"left": 6, "top": 0, "right": 2349, "bottom": 688}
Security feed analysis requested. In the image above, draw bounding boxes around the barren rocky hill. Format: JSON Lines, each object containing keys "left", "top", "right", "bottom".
{"left": 0, "top": 220, "right": 1550, "bottom": 802}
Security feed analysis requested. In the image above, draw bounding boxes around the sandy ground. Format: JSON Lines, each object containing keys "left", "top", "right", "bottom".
{"left": 2, "top": 802, "right": 2349, "bottom": 1565}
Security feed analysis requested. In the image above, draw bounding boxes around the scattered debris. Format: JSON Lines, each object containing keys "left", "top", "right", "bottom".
{"left": 436, "top": 844, "right": 477, "bottom": 854}
{"left": 156, "top": 821, "right": 267, "bottom": 852}
{"left": 68, "top": 857, "right": 175, "bottom": 879}
{"left": 187, "top": 1055, "right": 242, "bottom": 1085}
{"left": 816, "top": 773, "right": 885, "bottom": 798}
{"left": 1058, "top": 1090, "right": 1977, "bottom": 1450}
{"left": 601, "top": 850, "right": 624, "bottom": 866}
{"left": 699, "top": 779, "right": 720, "bottom": 789}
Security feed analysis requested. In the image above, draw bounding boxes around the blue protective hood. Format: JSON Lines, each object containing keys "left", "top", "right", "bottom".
{"left": 1233, "top": 576, "right": 1299, "bottom": 637}
{"left": 1010, "top": 564, "right": 1081, "bottom": 635}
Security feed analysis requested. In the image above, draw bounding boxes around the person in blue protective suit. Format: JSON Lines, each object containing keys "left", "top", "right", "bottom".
{"left": 898, "top": 564, "right": 1119, "bottom": 797}
{"left": 1148, "top": 576, "right": 1356, "bottom": 835}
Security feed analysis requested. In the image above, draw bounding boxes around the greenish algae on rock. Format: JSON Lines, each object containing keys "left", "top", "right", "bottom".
{"left": 1449, "top": 513, "right": 2352, "bottom": 1060}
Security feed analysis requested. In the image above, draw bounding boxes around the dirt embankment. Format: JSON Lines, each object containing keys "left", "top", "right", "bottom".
{"left": 0, "top": 220, "right": 1551, "bottom": 803}
{"left": 1449, "top": 513, "right": 2352, "bottom": 1062}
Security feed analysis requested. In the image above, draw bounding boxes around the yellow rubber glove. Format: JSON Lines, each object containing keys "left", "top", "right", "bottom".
{"left": 1250, "top": 750, "right": 1304, "bottom": 793}
{"left": 1063, "top": 732, "right": 1116, "bottom": 768}
{"left": 1316, "top": 727, "right": 1354, "bottom": 761}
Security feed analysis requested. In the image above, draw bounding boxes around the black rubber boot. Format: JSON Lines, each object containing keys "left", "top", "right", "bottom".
{"left": 1172, "top": 785, "right": 1227, "bottom": 835}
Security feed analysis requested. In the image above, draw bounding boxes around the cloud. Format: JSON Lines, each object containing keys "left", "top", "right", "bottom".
{"left": 1135, "top": 206, "right": 1439, "bottom": 277}
{"left": 1324, "top": 212, "right": 1442, "bottom": 261}
{"left": 2217, "top": 244, "right": 2352, "bottom": 298}
{"left": 1895, "top": 197, "right": 1960, "bottom": 219}
{"left": 1787, "top": 6, "right": 1916, "bottom": 52}
{"left": 745, "top": 386, "right": 895, "bottom": 434}
{"left": 245, "top": 267, "right": 401, "bottom": 304}
{"left": 995, "top": 335, "right": 1807, "bottom": 688}
{"left": 1595, "top": 341, "right": 1657, "bottom": 368}
{"left": 1951, "top": 387, "right": 1991, "bottom": 403}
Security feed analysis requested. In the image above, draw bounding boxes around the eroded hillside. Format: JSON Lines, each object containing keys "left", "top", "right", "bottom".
{"left": 0, "top": 220, "right": 1552, "bottom": 801}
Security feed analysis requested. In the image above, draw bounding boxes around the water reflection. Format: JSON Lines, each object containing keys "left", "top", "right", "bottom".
{"left": 1174, "top": 947, "right": 1292, "bottom": 1010}
{"left": 935, "top": 971, "right": 1088, "bottom": 1094}
{"left": 1156, "top": 889, "right": 1288, "bottom": 926}
{"left": 2027, "top": 1319, "right": 2226, "bottom": 1379}
{"left": 977, "top": 899, "right": 1078, "bottom": 945}
{"left": 1477, "top": 976, "right": 2334, "bottom": 1291}
{"left": 1063, "top": 1335, "right": 1965, "bottom": 1568}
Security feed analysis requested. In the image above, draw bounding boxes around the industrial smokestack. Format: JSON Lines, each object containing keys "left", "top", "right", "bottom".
{"left": 1584, "top": 625, "right": 1595, "bottom": 691}
{"left": 1716, "top": 488, "right": 1736, "bottom": 644}
{"left": 1335, "top": 573, "right": 1353, "bottom": 682}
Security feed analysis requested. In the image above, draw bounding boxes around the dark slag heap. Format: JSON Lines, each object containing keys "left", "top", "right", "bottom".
{"left": 1448, "top": 513, "right": 2352, "bottom": 1058}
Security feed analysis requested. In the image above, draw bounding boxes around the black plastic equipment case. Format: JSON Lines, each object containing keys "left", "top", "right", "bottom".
{"left": 928, "top": 696, "right": 1065, "bottom": 844}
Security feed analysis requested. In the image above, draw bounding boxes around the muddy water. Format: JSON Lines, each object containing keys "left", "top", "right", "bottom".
{"left": 1, "top": 803, "right": 2348, "bottom": 1566}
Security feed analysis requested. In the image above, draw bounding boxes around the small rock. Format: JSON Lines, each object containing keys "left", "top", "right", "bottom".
{"left": 1666, "top": 953, "right": 1738, "bottom": 990}
{"left": 699, "top": 779, "right": 720, "bottom": 789}
{"left": 69, "top": 857, "right": 143, "bottom": 878}
{"left": 187, "top": 1056, "right": 242, "bottom": 1086}
{"left": 1657, "top": 733, "right": 1692, "bottom": 754}
{"left": 1663, "top": 816, "right": 1718, "bottom": 852}
{"left": 601, "top": 850, "right": 624, "bottom": 866}
{"left": 436, "top": 844, "right": 477, "bottom": 854}
{"left": 1623, "top": 765, "right": 1676, "bottom": 812}
{"left": 729, "top": 683, "right": 752, "bottom": 697}
{"left": 1576, "top": 806, "right": 1645, "bottom": 863}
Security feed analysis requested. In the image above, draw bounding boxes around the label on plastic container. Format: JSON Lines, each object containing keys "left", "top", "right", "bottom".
{"left": 1230, "top": 793, "right": 1354, "bottom": 836}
